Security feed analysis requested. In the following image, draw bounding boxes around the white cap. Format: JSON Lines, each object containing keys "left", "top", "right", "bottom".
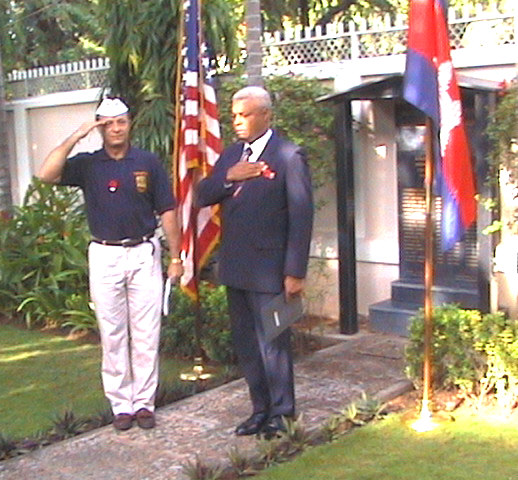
{"left": 95, "top": 98, "right": 129, "bottom": 117}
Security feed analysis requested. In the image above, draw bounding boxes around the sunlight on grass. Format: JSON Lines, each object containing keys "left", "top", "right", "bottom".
{"left": 254, "top": 412, "right": 518, "bottom": 480}
{"left": 1, "top": 343, "right": 95, "bottom": 363}
{"left": 0, "top": 325, "right": 105, "bottom": 437}
{"left": 0, "top": 324, "right": 194, "bottom": 438}
{"left": 1, "top": 334, "right": 92, "bottom": 349}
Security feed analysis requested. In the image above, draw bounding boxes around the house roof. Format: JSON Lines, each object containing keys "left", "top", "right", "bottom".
{"left": 317, "top": 73, "right": 501, "bottom": 103}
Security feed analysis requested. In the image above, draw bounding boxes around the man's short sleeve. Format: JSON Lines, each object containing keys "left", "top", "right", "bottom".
{"left": 59, "top": 154, "right": 88, "bottom": 188}
{"left": 150, "top": 157, "right": 176, "bottom": 214}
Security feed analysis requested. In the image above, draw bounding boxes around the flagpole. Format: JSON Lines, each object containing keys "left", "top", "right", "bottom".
{"left": 190, "top": 0, "right": 205, "bottom": 364}
{"left": 197, "top": 0, "right": 208, "bottom": 176}
{"left": 408, "top": 117, "right": 437, "bottom": 432}
{"left": 176, "top": 0, "right": 221, "bottom": 383}
{"left": 190, "top": 0, "right": 204, "bottom": 361}
{"left": 190, "top": 203, "right": 204, "bottom": 361}
{"left": 173, "top": 0, "right": 206, "bottom": 382}
{"left": 421, "top": 117, "right": 435, "bottom": 418}
{"left": 172, "top": 2, "right": 186, "bottom": 193}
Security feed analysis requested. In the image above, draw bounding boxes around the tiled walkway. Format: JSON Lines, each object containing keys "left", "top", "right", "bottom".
{"left": 0, "top": 331, "right": 411, "bottom": 480}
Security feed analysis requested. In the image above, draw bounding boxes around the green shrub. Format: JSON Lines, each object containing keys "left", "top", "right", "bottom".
{"left": 405, "top": 304, "right": 485, "bottom": 392}
{"left": 199, "top": 283, "right": 235, "bottom": 365}
{"left": 160, "top": 287, "right": 198, "bottom": 358}
{"left": 0, "top": 179, "right": 94, "bottom": 330}
{"left": 487, "top": 80, "right": 518, "bottom": 179}
{"left": 160, "top": 282, "right": 235, "bottom": 365}
{"left": 473, "top": 312, "right": 518, "bottom": 408}
{"left": 405, "top": 304, "right": 518, "bottom": 407}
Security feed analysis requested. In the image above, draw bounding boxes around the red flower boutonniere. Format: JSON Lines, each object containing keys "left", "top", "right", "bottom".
{"left": 108, "top": 179, "right": 119, "bottom": 192}
{"left": 261, "top": 164, "right": 276, "bottom": 179}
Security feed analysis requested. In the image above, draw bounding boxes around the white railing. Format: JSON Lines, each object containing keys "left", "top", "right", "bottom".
{"left": 6, "top": 58, "right": 111, "bottom": 100}
{"left": 5, "top": 6, "right": 516, "bottom": 99}
{"left": 7, "top": 57, "right": 111, "bottom": 82}
{"left": 262, "top": 8, "right": 515, "bottom": 66}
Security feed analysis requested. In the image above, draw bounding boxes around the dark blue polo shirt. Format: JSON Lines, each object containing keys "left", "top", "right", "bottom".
{"left": 60, "top": 146, "right": 176, "bottom": 240}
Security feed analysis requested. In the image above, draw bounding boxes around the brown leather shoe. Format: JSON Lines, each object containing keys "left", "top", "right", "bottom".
{"left": 135, "top": 408, "right": 156, "bottom": 429}
{"left": 113, "top": 413, "right": 133, "bottom": 431}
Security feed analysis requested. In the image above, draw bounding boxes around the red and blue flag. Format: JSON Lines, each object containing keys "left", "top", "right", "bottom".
{"left": 403, "top": 0, "right": 476, "bottom": 250}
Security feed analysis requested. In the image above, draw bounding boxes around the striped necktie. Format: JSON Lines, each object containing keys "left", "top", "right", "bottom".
{"left": 242, "top": 146, "right": 253, "bottom": 162}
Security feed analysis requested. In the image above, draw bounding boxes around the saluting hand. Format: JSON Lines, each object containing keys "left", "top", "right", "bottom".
{"left": 74, "top": 119, "right": 108, "bottom": 141}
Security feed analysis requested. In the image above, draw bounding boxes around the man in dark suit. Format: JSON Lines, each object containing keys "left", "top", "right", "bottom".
{"left": 196, "top": 86, "right": 313, "bottom": 436}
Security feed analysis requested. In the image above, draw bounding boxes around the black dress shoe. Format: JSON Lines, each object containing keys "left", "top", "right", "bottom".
{"left": 235, "top": 412, "right": 269, "bottom": 436}
{"left": 260, "top": 415, "right": 287, "bottom": 437}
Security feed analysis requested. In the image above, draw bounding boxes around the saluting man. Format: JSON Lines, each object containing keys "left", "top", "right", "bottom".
{"left": 38, "top": 98, "right": 183, "bottom": 431}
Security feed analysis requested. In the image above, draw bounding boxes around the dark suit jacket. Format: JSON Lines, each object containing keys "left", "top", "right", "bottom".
{"left": 196, "top": 131, "right": 314, "bottom": 293}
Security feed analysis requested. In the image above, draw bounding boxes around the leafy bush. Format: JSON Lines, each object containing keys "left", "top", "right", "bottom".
{"left": 0, "top": 179, "right": 95, "bottom": 330}
{"left": 405, "top": 304, "right": 485, "bottom": 392}
{"left": 405, "top": 304, "right": 518, "bottom": 407}
{"left": 474, "top": 312, "right": 518, "bottom": 408}
{"left": 487, "top": 80, "right": 518, "bottom": 178}
{"left": 484, "top": 79, "right": 518, "bottom": 234}
{"left": 160, "top": 282, "right": 235, "bottom": 365}
{"left": 160, "top": 287, "right": 198, "bottom": 358}
{"left": 198, "top": 283, "right": 235, "bottom": 365}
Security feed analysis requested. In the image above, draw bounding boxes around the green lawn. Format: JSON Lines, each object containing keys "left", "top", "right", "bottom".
{"left": 0, "top": 324, "right": 192, "bottom": 438}
{"left": 255, "top": 411, "right": 518, "bottom": 480}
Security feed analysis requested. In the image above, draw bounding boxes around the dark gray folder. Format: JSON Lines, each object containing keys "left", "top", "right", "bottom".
{"left": 261, "top": 293, "right": 304, "bottom": 342}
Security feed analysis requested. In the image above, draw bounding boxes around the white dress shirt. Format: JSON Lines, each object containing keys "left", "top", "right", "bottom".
{"left": 243, "top": 129, "right": 273, "bottom": 163}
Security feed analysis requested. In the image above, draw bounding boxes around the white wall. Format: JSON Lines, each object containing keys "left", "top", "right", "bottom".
{"left": 353, "top": 100, "right": 400, "bottom": 316}
{"left": 7, "top": 89, "right": 102, "bottom": 204}
{"left": 308, "top": 181, "right": 339, "bottom": 319}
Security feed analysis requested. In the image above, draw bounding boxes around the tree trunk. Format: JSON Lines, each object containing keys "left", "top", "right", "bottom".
{"left": 299, "top": 0, "right": 309, "bottom": 27}
{"left": 245, "top": 0, "right": 264, "bottom": 86}
{"left": 0, "top": 47, "right": 12, "bottom": 216}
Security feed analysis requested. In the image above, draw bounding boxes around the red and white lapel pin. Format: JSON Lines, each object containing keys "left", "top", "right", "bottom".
{"left": 108, "top": 180, "right": 119, "bottom": 192}
{"left": 261, "top": 164, "right": 276, "bottom": 179}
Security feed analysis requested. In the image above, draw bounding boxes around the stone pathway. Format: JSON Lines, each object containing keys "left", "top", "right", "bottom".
{"left": 0, "top": 331, "right": 411, "bottom": 480}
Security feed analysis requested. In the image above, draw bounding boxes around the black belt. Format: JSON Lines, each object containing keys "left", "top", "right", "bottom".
{"left": 91, "top": 233, "right": 154, "bottom": 247}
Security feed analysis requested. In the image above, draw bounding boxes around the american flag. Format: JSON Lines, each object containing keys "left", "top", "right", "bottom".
{"left": 174, "top": 0, "right": 221, "bottom": 298}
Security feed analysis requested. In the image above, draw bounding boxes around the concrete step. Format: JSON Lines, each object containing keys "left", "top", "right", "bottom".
{"left": 391, "top": 280, "right": 479, "bottom": 308}
{"left": 368, "top": 299, "right": 421, "bottom": 337}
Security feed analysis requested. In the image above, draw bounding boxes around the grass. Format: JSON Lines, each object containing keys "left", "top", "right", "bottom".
{"left": 0, "top": 323, "right": 193, "bottom": 439}
{"left": 254, "top": 410, "right": 518, "bottom": 480}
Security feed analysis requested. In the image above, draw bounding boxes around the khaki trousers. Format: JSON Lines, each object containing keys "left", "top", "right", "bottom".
{"left": 88, "top": 237, "right": 162, "bottom": 415}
